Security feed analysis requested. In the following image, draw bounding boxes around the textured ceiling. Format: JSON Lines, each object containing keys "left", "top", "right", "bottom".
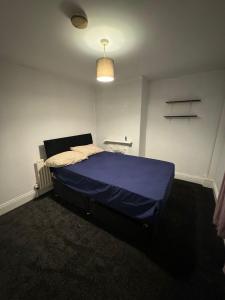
{"left": 0, "top": 0, "right": 224, "bottom": 83}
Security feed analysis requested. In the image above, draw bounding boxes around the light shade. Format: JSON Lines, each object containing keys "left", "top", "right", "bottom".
{"left": 96, "top": 57, "right": 114, "bottom": 82}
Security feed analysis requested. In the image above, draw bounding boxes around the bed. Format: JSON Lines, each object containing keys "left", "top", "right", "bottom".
{"left": 44, "top": 133, "right": 174, "bottom": 226}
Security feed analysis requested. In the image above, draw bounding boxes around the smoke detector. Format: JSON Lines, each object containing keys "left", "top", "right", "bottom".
{"left": 71, "top": 11, "right": 88, "bottom": 29}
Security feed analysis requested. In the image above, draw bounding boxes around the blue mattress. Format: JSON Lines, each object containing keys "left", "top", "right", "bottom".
{"left": 53, "top": 152, "right": 175, "bottom": 223}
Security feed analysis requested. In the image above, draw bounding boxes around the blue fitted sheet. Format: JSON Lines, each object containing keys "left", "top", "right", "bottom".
{"left": 53, "top": 152, "right": 175, "bottom": 222}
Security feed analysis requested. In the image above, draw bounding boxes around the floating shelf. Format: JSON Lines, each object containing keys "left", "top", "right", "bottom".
{"left": 104, "top": 139, "right": 133, "bottom": 147}
{"left": 166, "top": 99, "right": 201, "bottom": 104}
{"left": 164, "top": 114, "right": 198, "bottom": 118}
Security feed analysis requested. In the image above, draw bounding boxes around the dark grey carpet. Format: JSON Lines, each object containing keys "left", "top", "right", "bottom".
{"left": 0, "top": 179, "right": 224, "bottom": 300}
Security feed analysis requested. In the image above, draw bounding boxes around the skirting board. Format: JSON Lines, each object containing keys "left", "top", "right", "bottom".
{"left": 175, "top": 172, "right": 206, "bottom": 185}
{"left": 0, "top": 190, "right": 36, "bottom": 216}
{"left": 0, "top": 185, "right": 53, "bottom": 217}
{"left": 175, "top": 172, "right": 218, "bottom": 200}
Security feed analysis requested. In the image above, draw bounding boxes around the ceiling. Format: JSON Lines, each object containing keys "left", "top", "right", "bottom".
{"left": 0, "top": 0, "right": 225, "bottom": 84}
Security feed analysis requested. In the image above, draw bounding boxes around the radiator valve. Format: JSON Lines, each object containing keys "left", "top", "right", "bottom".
{"left": 34, "top": 183, "right": 40, "bottom": 190}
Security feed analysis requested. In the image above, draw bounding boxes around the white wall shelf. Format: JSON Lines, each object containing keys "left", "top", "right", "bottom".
{"left": 164, "top": 114, "right": 198, "bottom": 118}
{"left": 104, "top": 139, "right": 133, "bottom": 147}
{"left": 166, "top": 99, "right": 201, "bottom": 104}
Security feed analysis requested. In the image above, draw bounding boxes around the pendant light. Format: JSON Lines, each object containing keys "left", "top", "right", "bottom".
{"left": 96, "top": 39, "right": 114, "bottom": 82}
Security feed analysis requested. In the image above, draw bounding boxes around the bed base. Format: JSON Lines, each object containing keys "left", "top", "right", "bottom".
{"left": 53, "top": 178, "right": 156, "bottom": 241}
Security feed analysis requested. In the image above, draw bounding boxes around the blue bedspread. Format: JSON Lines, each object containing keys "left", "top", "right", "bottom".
{"left": 53, "top": 152, "right": 175, "bottom": 223}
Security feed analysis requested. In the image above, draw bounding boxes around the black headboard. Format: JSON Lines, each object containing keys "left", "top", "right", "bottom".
{"left": 44, "top": 133, "right": 93, "bottom": 158}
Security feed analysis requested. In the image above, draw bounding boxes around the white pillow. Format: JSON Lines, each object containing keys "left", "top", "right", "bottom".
{"left": 70, "top": 144, "right": 104, "bottom": 157}
{"left": 45, "top": 151, "right": 87, "bottom": 168}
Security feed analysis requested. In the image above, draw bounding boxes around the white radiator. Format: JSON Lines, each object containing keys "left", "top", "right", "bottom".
{"left": 34, "top": 159, "right": 53, "bottom": 196}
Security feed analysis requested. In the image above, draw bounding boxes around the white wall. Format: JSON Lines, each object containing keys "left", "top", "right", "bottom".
{"left": 145, "top": 70, "right": 225, "bottom": 182}
{"left": 0, "top": 60, "right": 96, "bottom": 210}
{"left": 96, "top": 78, "right": 143, "bottom": 155}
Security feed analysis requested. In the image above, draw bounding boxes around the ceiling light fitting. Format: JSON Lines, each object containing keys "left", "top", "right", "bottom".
{"left": 96, "top": 39, "right": 115, "bottom": 83}
{"left": 71, "top": 11, "right": 88, "bottom": 29}
{"left": 96, "top": 39, "right": 114, "bottom": 82}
